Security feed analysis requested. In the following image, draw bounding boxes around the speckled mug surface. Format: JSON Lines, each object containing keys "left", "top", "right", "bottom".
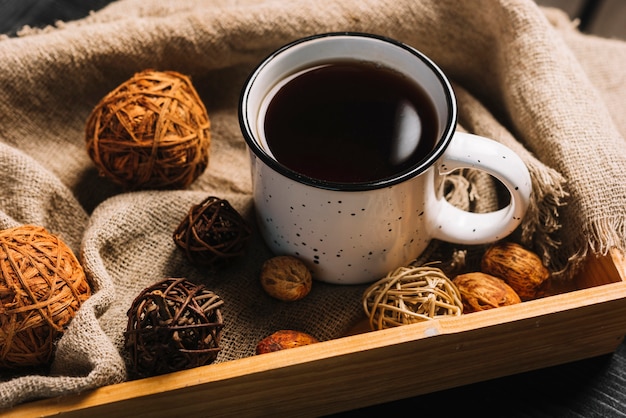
{"left": 239, "top": 33, "right": 532, "bottom": 284}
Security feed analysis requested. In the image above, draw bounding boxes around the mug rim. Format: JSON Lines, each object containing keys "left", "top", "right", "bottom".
{"left": 238, "top": 31, "right": 458, "bottom": 191}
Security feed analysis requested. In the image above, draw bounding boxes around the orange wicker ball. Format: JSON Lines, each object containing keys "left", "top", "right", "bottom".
{"left": 0, "top": 225, "right": 92, "bottom": 369}
{"left": 85, "top": 70, "right": 211, "bottom": 190}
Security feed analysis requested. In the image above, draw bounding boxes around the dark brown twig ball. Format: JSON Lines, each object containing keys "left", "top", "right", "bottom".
{"left": 173, "top": 196, "right": 252, "bottom": 266}
{"left": 85, "top": 70, "right": 211, "bottom": 190}
{"left": 124, "top": 278, "right": 224, "bottom": 378}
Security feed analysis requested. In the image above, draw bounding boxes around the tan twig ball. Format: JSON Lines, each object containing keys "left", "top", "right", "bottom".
{"left": 363, "top": 265, "right": 463, "bottom": 330}
{"left": 85, "top": 70, "right": 211, "bottom": 190}
{"left": 0, "top": 225, "right": 91, "bottom": 368}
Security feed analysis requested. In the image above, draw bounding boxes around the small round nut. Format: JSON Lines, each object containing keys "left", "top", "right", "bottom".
{"left": 453, "top": 272, "right": 522, "bottom": 313}
{"left": 255, "top": 330, "right": 319, "bottom": 354}
{"left": 260, "top": 255, "right": 312, "bottom": 301}
{"left": 481, "top": 242, "right": 550, "bottom": 300}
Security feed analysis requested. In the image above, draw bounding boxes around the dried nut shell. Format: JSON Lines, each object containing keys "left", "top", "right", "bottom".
{"left": 481, "top": 242, "right": 550, "bottom": 301}
{"left": 255, "top": 330, "right": 319, "bottom": 354}
{"left": 453, "top": 272, "right": 522, "bottom": 313}
{"left": 260, "top": 255, "right": 312, "bottom": 301}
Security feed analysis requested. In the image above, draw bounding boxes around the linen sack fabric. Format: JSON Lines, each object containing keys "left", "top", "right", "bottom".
{"left": 1, "top": 0, "right": 625, "bottom": 408}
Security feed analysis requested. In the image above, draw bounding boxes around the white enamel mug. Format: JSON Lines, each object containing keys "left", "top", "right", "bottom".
{"left": 239, "top": 33, "right": 532, "bottom": 285}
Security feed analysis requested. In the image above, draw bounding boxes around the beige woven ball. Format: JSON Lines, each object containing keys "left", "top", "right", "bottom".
{"left": 0, "top": 225, "right": 92, "bottom": 368}
{"left": 85, "top": 69, "right": 211, "bottom": 190}
{"left": 363, "top": 265, "right": 463, "bottom": 330}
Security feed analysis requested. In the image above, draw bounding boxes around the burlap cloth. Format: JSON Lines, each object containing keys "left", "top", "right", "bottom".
{"left": 1, "top": 0, "right": 625, "bottom": 409}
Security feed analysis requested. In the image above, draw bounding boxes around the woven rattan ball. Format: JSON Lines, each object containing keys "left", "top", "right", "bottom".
{"left": 124, "top": 278, "right": 224, "bottom": 378}
{"left": 85, "top": 69, "right": 211, "bottom": 190}
{"left": 363, "top": 265, "right": 463, "bottom": 331}
{"left": 0, "top": 225, "right": 91, "bottom": 369}
{"left": 173, "top": 196, "right": 252, "bottom": 266}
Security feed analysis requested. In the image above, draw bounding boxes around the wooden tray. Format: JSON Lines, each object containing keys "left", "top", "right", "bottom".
{"left": 6, "top": 249, "right": 626, "bottom": 417}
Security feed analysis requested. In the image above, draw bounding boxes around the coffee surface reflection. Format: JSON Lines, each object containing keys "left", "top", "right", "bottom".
{"left": 262, "top": 61, "right": 438, "bottom": 183}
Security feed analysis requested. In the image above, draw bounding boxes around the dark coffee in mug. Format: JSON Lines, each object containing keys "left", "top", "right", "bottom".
{"left": 262, "top": 60, "right": 438, "bottom": 183}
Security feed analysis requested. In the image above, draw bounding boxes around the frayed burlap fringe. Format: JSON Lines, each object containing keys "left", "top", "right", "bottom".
{"left": 453, "top": 85, "right": 572, "bottom": 280}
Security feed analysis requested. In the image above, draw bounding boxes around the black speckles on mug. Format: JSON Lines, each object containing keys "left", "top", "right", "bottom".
{"left": 253, "top": 166, "right": 433, "bottom": 284}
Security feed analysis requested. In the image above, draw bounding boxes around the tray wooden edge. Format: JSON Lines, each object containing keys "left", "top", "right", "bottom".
{"left": 5, "top": 249, "right": 626, "bottom": 417}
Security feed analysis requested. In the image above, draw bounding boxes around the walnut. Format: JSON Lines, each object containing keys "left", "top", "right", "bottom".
{"left": 481, "top": 242, "right": 550, "bottom": 300}
{"left": 255, "top": 330, "right": 319, "bottom": 354}
{"left": 260, "top": 255, "right": 312, "bottom": 301}
{"left": 453, "top": 272, "right": 522, "bottom": 313}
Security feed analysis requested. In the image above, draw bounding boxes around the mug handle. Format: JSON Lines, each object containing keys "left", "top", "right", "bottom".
{"left": 430, "top": 132, "right": 532, "bottom": 244}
